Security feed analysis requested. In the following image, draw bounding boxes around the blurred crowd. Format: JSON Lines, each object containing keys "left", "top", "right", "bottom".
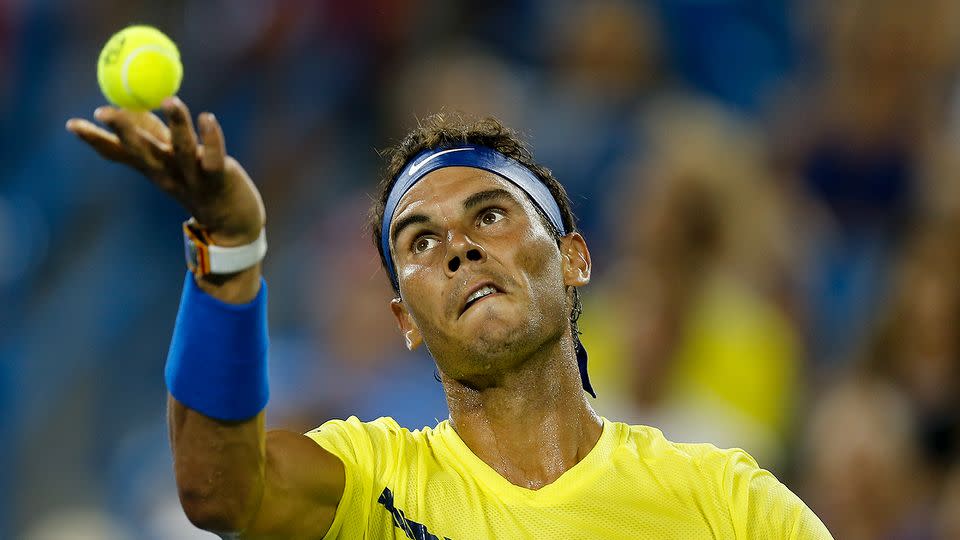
{"left": 4, "top": 0, "right": 960, "bottom": 538}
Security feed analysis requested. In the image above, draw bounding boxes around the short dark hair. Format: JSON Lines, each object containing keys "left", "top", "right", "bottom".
{"left": 369, "top": 112, "right": 583, "bottom": 337}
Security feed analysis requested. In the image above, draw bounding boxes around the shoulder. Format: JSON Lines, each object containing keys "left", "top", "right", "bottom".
{"left": 607, "top": 421, "right": 748, "bottom": 513}
{"left": 304, "top": 416, "right": 440, "bottom": 468}
{"left": 614, "top": 423, "right": 766, "bottom": 508}
{"left": 619, "top": 421, "right": 783, "bottom": 496}
{"left": 615, "top": 422, "right": 832, "bottom": 538}
{"left": 617, "top": 421, "right": 752, "bottom": 476}
{"left": 301, "top": 418, "right": 443, "bottom": 538}
{"left": 302, "top": 417, "right": 439, "bottom": 508}
{"left": 305, "top": 415, "right": 430, "bottom": 448}
{"left": 306, "top": 415, "right": 404, "bottom": 444}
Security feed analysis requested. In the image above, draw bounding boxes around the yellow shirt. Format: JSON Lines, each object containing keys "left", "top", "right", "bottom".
{"left": 306, "top": 416, "right": 831, "bottom": 539}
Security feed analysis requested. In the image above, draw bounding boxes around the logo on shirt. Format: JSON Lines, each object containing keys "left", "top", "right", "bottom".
{"left": 378, "top": 487, "right": 452, "bottom": 540}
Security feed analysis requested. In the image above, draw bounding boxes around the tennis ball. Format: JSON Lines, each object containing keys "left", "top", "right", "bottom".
{"left": 98, "top": 25, "right": 182, "bottom": 110}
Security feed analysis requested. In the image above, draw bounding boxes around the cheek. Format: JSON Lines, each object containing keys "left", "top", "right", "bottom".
{"left": 397, "top": 252, "right": 443, "bottom": 294}
{"left": 398, "top": 269, "right": 444, "bottom": 331}
{"left": 513, "top": 236, "right": 565, "bottom": 301}
{"left": 517, "top": 243, "right": 553, "bottom": 278}
{"left": 397, "top": 262, "right": 422, "bottom": 284}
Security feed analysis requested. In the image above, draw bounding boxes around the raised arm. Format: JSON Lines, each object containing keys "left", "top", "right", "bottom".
{"left": 67, "top": 98, "right": 345, "bottom": 538}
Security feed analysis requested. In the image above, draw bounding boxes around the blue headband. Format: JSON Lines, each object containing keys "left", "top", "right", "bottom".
{"left": 380, "top": 144, "right": 595, "bottom": 398}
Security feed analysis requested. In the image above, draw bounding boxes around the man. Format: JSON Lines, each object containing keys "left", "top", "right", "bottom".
{"left": 66, "top": 99, "right": 832, "bottom": 539}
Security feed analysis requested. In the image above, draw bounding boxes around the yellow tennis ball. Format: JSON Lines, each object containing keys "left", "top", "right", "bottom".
{"left": 97, "top": 25, "right": 182, "bottom": 110}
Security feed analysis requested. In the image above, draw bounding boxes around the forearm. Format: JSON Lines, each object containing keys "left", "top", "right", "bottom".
{"left": 166, "top": 265, "right": 270, "bottom": 533}
{"left": 169, "top": 396, "right": 266, "bottom": 533}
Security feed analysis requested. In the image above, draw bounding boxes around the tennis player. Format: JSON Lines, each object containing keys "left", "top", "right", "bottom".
{"left": 67, "top": 98, "right": 832, "bottom": 539}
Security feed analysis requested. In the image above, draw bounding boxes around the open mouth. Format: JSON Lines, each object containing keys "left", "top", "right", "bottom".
{"left": 460, "top": 283, "right": 503, "bottom": 316}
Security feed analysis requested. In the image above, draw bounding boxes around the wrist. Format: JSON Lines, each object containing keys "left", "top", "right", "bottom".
{"left": 195, "top": 263, "right": 262, "bottom": 304}
{"left": 206, "top": 227, "right": 264, "bottom": 247}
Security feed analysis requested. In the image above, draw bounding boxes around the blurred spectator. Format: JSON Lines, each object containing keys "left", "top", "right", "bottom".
{"left": 862, "top": 222, "right": 960, "bottom": 473}
{"left": 544, "top": 0, "right": 662, "bottom": 107}
{"left": 802, "top": 376, "right": 934, "bottom": 540}
{"left": 773, "top": 0, "right": 960, "bottom": 365}
{"left": 384, "top": 42, "right": 526, "bottom": 136}
{"left": 528, "top": 0, "right": 664, "bottom": 241}
{"left": 938, "top": 466, "right": 960, "bottom": 539}
{"left": 583, "top": 99, "right": 805, "bottom": 467}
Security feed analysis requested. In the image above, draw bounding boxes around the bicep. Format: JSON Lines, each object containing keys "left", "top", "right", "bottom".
{"left": 241, "top": 430, "right": 346, "bottom": 540}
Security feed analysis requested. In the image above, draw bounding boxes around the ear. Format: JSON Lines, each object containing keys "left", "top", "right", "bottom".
{"left": 390, "top": 298, "right": 423, "bottom": 351}
{"left": 559, "top": 232, "right": 591, "bottom": 287}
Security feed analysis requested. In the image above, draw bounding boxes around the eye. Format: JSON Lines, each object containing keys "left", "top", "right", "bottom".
{"left": 412, "top": 236, "right": 440, "bottom": 254}
{"left": 478, "top": 209, "right": 505, "bottom": 226}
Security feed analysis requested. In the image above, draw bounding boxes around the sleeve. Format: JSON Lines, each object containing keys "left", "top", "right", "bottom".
{"left": 723, "top": 450, "right": 834, "bottom": 540}
{"left": 304, "top": 416, "right": 404, "bottom": 540}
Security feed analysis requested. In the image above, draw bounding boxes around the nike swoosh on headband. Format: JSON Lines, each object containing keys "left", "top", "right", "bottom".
{"left": 406, "top": 147, "right": 474, "bottom": 176}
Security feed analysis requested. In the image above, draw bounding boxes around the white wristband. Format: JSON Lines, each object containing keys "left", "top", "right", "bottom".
{"left": 183, "top": 219, "right": 267, "bottom": 276}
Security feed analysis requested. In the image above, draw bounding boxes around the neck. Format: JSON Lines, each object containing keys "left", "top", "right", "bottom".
{"left": 441, "top": 337, "right": 602, "bottom": 490}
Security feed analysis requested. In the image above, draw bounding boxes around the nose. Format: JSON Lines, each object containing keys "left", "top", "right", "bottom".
{"left": 446, "top": 232, "right": 486, "bottom": 276}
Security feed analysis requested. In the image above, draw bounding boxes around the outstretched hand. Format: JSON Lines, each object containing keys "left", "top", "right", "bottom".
{"left": 66, "top": 97, "right": 265, "bottom": 246}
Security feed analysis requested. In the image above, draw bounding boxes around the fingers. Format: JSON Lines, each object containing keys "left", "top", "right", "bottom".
{"left": 131, "top": 110, "right": 172, "bottom": 144}
{"left": 65, "top": 118, "right": 129, "bottom": 163}
{"left": 69, "top": 98, "right": 228, "bottom": 197}
{"left": 163, "top": 97, "right": 199, "bottom": 178}
{"left": 95, "top": 107, "right": 167, "bottom": 171}
{"left": 95, "top": 106, "right": 147, "bottom": 154}
{"left": 198, "top": 112, "right": 226, "bottom": 173}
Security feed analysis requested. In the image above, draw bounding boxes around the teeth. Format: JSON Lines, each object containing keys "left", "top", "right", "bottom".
{"left": 466, "top": 285, "right": 497, "bottom": 304}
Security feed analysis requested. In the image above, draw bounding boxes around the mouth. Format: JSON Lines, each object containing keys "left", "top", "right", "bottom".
{"left": 459, "top": 281, "right": 504, "bottom": 317}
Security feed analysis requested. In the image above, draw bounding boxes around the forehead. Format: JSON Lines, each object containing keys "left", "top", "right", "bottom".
{"left": 392, "top": 166, "right": 534, "bottom": 219}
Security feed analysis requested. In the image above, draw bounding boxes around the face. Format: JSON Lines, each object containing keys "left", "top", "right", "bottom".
{"left": 387, "top": 167, "right": 591, "bottom": 381}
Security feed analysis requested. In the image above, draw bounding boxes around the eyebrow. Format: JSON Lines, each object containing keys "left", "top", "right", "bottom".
{"left": 390, "top": 188, "right": 520, "bottom": 248}
{"left": 462, "top": 188, "right": 517, "bottom": 211}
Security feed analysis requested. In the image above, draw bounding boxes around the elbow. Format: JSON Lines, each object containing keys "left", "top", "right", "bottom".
{"left": 177, "top": 480, "right": 261, "bottom": 533}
